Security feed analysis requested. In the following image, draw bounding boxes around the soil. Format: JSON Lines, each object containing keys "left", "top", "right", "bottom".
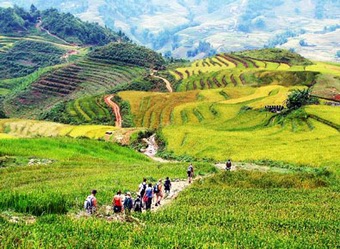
{"left": 104, "top": 95, "right": 122, "bottom": 128}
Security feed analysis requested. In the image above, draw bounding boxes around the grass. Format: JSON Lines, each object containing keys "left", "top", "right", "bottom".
{"left": 305, "top": 105, "right": 340, "bottom": 125}
{"left": 163, "top": 119, "right": 340, "bottom": 173}
{"left": 0, "top": 168, "right": 338, "bottom": 248}
{"left": 0, "top": 137, "right": 215, "bottom": 216}
{"left": 0, "top": 119, "right": 119, "bottom": 139}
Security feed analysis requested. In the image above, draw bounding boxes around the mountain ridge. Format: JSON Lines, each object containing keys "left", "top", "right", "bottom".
{"left": 2, "top": 0, "right": 339, "bottom": 61}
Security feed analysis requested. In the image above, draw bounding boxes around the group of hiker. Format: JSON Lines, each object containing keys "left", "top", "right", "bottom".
{"left": 84, "top": 176, "right": 174, "bottom": 215}
{"left": 84, "top": 164, "right": 197, "bottom": 215}
{"left": 84, "top": 161, "right": 232, "bottom": 215}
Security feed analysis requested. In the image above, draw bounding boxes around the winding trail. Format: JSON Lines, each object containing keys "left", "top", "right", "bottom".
{"left": 104, "top": 95, "right": 122, "bottom": 128}
{"left": 151, "top": 71, "right": 173, "bottom": 93}
{"left": 36, "top": 19, "right": 72, "bottom": 45}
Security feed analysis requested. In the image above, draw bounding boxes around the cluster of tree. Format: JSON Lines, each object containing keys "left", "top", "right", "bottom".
{"left": 286, "top": 89, "right": 319, "bottom": 110}
{"left": 235, "top": 48, "right": 313, "bottom": 66}
{"left": 0, "top": 6, "right": 37, "bottom": 34}
{"left": 89, "top": 43, "right": 165, "bottom": 68}
{"left": 0, "top": 40, "right": 64, "bottom": 79}
{"left": 237, "top": 0, "right": 284, "bottom": 33}
{"left": 186, "top": 41, "right": 216, "bottom": 58}
{"left": 40, "top": 8, "right": 129, "bottom": 45}
{"left": 266, "top": 29, "right": 306, "bottom": 48}
{"left": 0, "top": 5, "right": 128, "bottom": 46}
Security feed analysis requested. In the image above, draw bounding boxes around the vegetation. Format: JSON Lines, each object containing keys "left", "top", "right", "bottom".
{"left": 285, "top": 88, "right": 319, "bottom": 110}
{"left": 234, "top": 48, "right": 313, "bottom": 66}
{"left": 0, "top": 6, "right": 125, "bottom": 45}
{"left": 89, "top": 43, "right": 165, "bottom": 68}
{"left": 40, "top": 8, "right": 128, "bottom": 45}
{"left": 0, "top": 40, "right": 64, "bottom": 79}
{"left": 40, "top": 96, "right": 114, "bottom": 125}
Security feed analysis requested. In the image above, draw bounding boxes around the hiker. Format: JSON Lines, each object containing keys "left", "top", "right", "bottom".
{"left": 144, "top": 183, "right": 153, "bottom": 211}
{"left": 112, "top": 190, "right": 123, "bottom": 213}
{"left": 84, "top": 189, "right": 97, "bottom": 214}
{"left": 138, "top": 178, "right": 147, "bottom": 201}
{"left": 134, "top": 195, "right": 142, "bottom": 212}
{"left": 123, "top": 192, "right": 133, "bottom": 215}
{"left": 164, "top": 177, "right": 171, "bottom": 194}
{"left": 226, "top": 159, "right": 232, "bottom": 171}
{"left": 154, "top": 179, "right": 163, "bottom": 206}
{"left": 187, "top": 163, "right": 194, "bottom": 183}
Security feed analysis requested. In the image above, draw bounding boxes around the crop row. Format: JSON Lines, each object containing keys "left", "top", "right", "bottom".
{"left": 65, "top": 95, "right": 114, "bottom": 125}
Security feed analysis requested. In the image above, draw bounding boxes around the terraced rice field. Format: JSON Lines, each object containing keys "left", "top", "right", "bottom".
{"left": 120, "top": 86, "right": 301, "bottom": 129}
{"left": 6, "top": 57, "right": 146, "bottom": 118}
{"left": 65, "top": 95, "right": 114, "bottom": 124}
{"left": 0, "top": 119, "right": 116, "bottom": 139}
{"left": 29, "top": 59, "right": 144, "bottom": 97}
{"left": 170, "top": 53, "right": 340, "bottom": 93}
{"left": 118, "top": 91, "right": 199, "bottom": 128}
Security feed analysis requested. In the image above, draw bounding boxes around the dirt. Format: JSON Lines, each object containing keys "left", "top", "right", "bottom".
{"left": 104, "top": 95, "right": 122, "bottom": 128}
{"left": 215, "top": 162, "right": 291, "bottom": 173}
{"left": 151, "top": 70, "right": 173, "bottom": 93}
{"left": 36, "top": 19, "right": 72, "bottom": 45}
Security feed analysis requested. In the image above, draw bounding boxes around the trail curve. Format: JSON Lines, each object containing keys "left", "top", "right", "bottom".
{"left": 104, "top": 95, "right": 122, "bottom": 128}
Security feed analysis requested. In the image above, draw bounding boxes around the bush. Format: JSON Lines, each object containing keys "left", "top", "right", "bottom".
{"left": 286, "top": 88, "right": 319, "bottom": 110}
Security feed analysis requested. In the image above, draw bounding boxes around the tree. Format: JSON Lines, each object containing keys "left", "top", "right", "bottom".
{"left": 285, "top": 89, "right": 319, "bottom": 110}
{"left": 30, "top": 4, "right": 37, "bottom": 13}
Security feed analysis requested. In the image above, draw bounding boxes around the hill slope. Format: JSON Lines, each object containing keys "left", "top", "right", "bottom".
{"left": 2, "top": 0, "right": 340, "bottom": 61}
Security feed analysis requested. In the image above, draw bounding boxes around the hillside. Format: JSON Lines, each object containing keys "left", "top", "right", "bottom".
{"left": 0, "top": 6, "right": 169, "bottom": 122}
{"left": 0, "top": 6, "right": 126, "bottom": 45}
{"left": 1, "top": 42, "right": 165, "bottom": 120}
{"left": 3, "top": 0, "right": 340, "bottom": 61}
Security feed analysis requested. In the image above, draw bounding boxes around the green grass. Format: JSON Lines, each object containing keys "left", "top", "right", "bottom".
{"left": 0, "top": 137, "right": 214, "bottom": 216}
{"left": 0, "top": 169, "right": 338, "bottom": 248}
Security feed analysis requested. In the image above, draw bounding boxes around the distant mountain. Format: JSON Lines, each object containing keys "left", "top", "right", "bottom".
{"left": 2, "top": 0, "right": 339, "bottom": 61}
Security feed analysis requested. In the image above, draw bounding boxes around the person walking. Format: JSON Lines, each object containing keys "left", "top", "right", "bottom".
{"left": 155, "top": 179, "right": 163, "bottom": 206}
{"left": 187, "top": 163, "right": 194, "bottom": 183}
{"left": 134, "top": 195, "right": 142, "bottom": 212}
{"left": 84, "top": 189, "right": 97, "bottom": 214}
{"left": 226, "top": 159, "right": 232, "bottom": 171}
{"left": 138, "top": 178, "right": 147, "bottom": 204}
{"left": 123, "top": 192, "right": 133, "bottom": 215}
{"left": 112, "top": 190, "right": 123, "bottom": 213}
{"left": 144, "top": 183, "right": 153, "bottom": 211}
{"left": 164, "top": 177, "right": 171, "bottom": 195}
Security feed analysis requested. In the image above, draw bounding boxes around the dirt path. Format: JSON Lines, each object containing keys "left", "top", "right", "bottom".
{"left": 36, "top": 19, "right": 72, "bottom": 45}
{"left": 142, "top": 134, "right": 172, "bottom": 163}
{"left": 215, "top": 162, "right": 291, "bottom": 173}
{"left": 104, "top": 95, "right": 122, "bottom": 128}
{"left": 151, "top": 179, "right": 190, "bottom": 212}
{"left": 151, "top": 71, "right": 173, "bottom": 93}
{"left": 154, "top": 75, "right": 173, "bottom": 93}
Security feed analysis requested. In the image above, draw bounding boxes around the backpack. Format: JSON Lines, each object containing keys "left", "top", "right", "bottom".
{"left": 140, "top": 182, "right": 147, "bottom": 195}
{"left": 124, "top": 197, "right": 133, "bottom": 210}
{"left": 153, "top": 184, "right": 159, "bottom": 193}
{"left": 188, "top": 166, "right": 193, "bottom": 173}
{"left": 84, "top": 196, "right": 93, "bottom": 210}
{"left": 134, "top": 198, "right": 142, "bottom": 211}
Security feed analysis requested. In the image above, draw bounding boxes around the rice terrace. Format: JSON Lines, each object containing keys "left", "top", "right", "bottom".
{"left": 0, "top": 2, "right": 339, "bottom": 248}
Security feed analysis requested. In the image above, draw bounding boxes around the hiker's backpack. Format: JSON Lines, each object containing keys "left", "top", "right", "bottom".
{"left": 134, "top": 199, "right": 142, "bottom": 211}
{"left": 84, "top": 196, "right": 93, "bottom": 210}
{"left": 140, "top": 182, "right": 147, "bottom": 195}
{"left": 188, "top": 166, "right": 193, "bottom": 172}
{"left": 124, "top": 198, "right": 133, "bottom": 210}
{"left": 153, "top": 184, "right": 159, "bottom": 193}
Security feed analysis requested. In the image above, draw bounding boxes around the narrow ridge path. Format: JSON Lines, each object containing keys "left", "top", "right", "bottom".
{"left": 104, "top": 95, "right": 122, "bottom": 128}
